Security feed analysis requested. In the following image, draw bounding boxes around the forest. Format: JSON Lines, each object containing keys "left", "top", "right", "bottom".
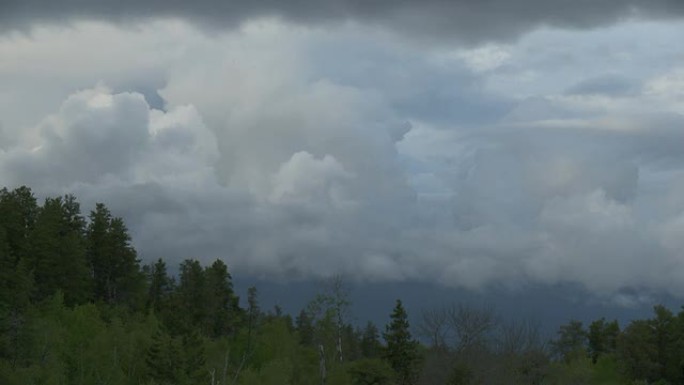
{"left": 1, "top": 185, "right": 684, "bottom": 385}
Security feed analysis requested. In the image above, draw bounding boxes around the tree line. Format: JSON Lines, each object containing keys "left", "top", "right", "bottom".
{"left": 0, "top": 185, "right": 683, "bottom": 384}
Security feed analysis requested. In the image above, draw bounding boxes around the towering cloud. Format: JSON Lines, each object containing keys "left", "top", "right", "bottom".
{"left": 1, "top": 9, "right": 684, "bottom": 304}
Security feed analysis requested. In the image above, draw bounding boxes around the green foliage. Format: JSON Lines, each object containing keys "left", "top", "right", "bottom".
{"left": 348, "top": 358, "right": 395, "bottom": 385}
{"left": 545, "top": 355, "right": 593, "bottom": 385}
{"left": 590, "top": 355, "right": 626, "bottom": 384}
{"left": 588, "top": 318, "right": 619, "bottom": 363}
{"left": 551, "top": 320, "right": 588, "bottom": 362}
{"left": 146, "top": 327, "right": 183, "bottom": 384}
{"left": 239, "top": 358, "right": 293, "bottom": 385}
{"left": 445, "top": 360, "right": 472, "bottom": 385}
{"left": 296, "top": 309, "right": 315, "bottom": 346}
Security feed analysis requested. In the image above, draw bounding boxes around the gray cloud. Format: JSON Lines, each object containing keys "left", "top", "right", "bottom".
{"left": 565, "top": 75, "right": 640, "bottom": 96}
{"left": 3, "top": 0, "right": 684, "bottom": 43}
{"left": 2, "top": 19, "right": 684, "bottom": 304}
{"left": 8, "top": 80, "right": 684, "bottom": 300}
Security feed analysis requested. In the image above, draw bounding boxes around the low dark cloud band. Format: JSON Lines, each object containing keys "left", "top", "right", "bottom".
{"left": 3, "top": 0, "right": 684, "bottom": 42}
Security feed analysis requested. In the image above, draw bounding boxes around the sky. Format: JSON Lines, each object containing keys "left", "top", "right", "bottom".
{"left": 2, "top": 1, "right": 684, "bottom": 318}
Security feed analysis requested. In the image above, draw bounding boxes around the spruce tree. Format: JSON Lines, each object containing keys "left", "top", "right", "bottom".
{"left": 177, "top": 259, "right": 207, "bottom": 333}
{"left": 0, "top": 226, "right": 13, "bottom": 307}
{"left": 361, "top": 321, "right": 382, "bottom": 358}
{"left": 383, "top": 299, "right": 421, "bottom": 385}
{"left": 87, "top": 203, "right": 143, "bottom": 307}
{"left": 87, "top": 203, "right": 114, "bottom": 302}
{"left": 181, "top": 329, "right": 209, "bottom": 384}
{"left": 0, "top": 186, "right": 38, "bottom": 264}
{"left": 146, "top": 258, "right": 174, "bottom": 313}
{"left": 146, "top": 327, "right": 183, "bottom": 384}
{"left": 27, "top": 196, "right": 90, "bottom": 305}
{"left": 204, "top": 259, "right": 241, "bottom": 337}
{"left": 296, "top": 309, "right": 315, "bottom": 346}
{"left": 108, "top": 217, "right": 144, "bottom": 307}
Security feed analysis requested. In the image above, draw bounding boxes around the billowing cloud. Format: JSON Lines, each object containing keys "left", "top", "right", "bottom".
{"left": 4, "top": 0, "right": 684, "bottom": 43}
{"left": 2, "top": 18, "right": 684, "bottom": 305}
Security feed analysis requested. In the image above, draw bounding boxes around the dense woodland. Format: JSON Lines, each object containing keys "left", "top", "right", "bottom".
{"left": 1, "top": 186, "right": 684, "bottom": 384}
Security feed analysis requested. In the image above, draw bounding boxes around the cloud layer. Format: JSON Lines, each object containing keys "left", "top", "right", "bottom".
{"left": 3, "top": 0, "right": 684, "bottom": 43}
{"left": 1, "top": 19, "right": 684, "bottom": 304}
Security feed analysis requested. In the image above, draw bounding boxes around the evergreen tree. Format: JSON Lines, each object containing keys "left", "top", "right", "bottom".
{"left": 87, "top": 203, "right": 114, "bottom": 302}
{"left": 296, "top": 309, "right": 315, "bottom": 346}
{"left": 383, "top": 299, "right": 421, "bottom": 385}
{"left": 0, "top": 186, "right": 38, "bottom": 264}
{"left": 146, "top": 327, "right": 183, "bottom": 384}
{"left": 0, "top": 226, "right": 13, "bottom": 306}
{"left": 342, "top": 323, "right": 362, "bottom": 361}
{"left": 176, "top": 259, "right": 207, "bottom": 333}
{"left": 361, "top": 321, "right": 382, "bottom": 359}
{"left": 87, "top": 203, "right": 143, "bottom": 307}
{"left": 0, "top": 258, "right": 33, "bottom": 367}
{"left": 0, "top": 187, "right": 38, "bottom": 366}
{"left": 27, "top": 196, "right": 90, "bottom": 305}
{"left": 146, "top": 258, "right": 174, "bottom": 314}
{"left": 108, "top": 217, "right": 144, "bottom": 307}
{"left": 181, "top": 329, "right": 209, "bottom": 384}
{"left": 204, "top": 259, "right": 242, "bottom": 337}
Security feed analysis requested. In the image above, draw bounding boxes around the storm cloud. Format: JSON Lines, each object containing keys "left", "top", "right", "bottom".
{"left": 3, "top": 0, "right": 684, "bottom": 43}
{"left": 1, "top": 10, "right": 684, "bottom": 306}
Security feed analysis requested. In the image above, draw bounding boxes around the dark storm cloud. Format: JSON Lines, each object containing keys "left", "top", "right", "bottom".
{"left": 2, "top": 0, "right": 684, "bottom": 42}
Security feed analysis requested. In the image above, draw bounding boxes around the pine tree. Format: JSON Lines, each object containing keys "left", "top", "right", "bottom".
{"left": 176, "top": 259, "right": 207, "bottom": 333}
{"left": 181, "top": 329, "right": 209, "bottom": 384}
{"left": 383, "top": 299, "right": 421, "bottom": 385}
{"left": 204, "top": 259, "right": 242, "bottom": 337}
{"left": 0, "top": 189, "right": 36, "bottom": 367}
{"left": 296, "top": 309, "right": 315, "bottom": 346}
{"left": 146, "top": 327, "right": 183, "bottom": 384}
{"left": 146, "top": 258, "right": 174, "bottom": 314}
{"left": 108, "top": 217, "right": 144, "bottom": 308}
{"left": 87, "top": 203, "right": 143, "bottom": 307}
{"left": 87, "top": 203, "right": 114, "bottom": 302}
{"left": 0, "top": 186, "right": 38, "bottom": 264}
{"left": 246, "top": 286, "right": 260, "bottom": 352}
{"left": 361, "top": 321, "right": 382, "bottom": 358}
{"left": 27, "top": 196, "right": 90, "bottom": 305}
{"left": 0, "top": 187, "right": 39, "bottom": 316}
{"left": 0, "top": 226, "right": 13, "bottom": 307}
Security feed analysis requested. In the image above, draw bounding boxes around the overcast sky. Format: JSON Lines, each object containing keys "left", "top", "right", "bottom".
{"left": 2, "top": 1, "right": 684, "bottom": 307}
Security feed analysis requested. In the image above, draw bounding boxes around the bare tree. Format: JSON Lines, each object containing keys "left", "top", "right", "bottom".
{"left": 419, "top": 303, "right": 549, "bottom": 385}
{"left": 498, "top": 319, "right": 544, "bottom": 355}
{"left": 446, "top": 303, "right": 498, "bottom": 353}
{"left": 418, "top": 307, "right": 450, "bottom": 350}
